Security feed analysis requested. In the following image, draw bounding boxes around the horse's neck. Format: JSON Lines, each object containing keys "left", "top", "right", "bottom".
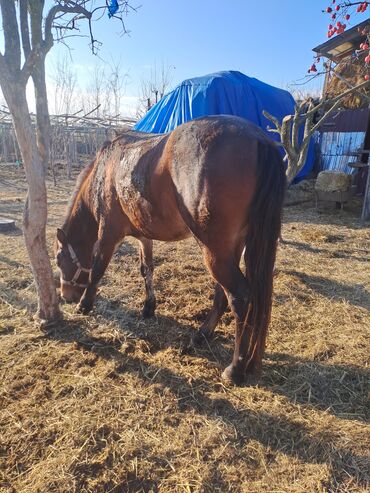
{"left": 64, "top": 190, "right": 98, "bottom": 254}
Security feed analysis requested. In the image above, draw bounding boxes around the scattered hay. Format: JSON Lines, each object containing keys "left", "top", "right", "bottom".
{"left": 0, "top": 165, "right": 369, "bottom": 493}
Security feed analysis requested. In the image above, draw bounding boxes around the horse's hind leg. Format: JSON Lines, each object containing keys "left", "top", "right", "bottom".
{"left": 193, "top": 241, "right": 244, "bottom": 345}
{"left": 202, "top": 246, "right": 251, "bottom": 385}
{"left": 138, "top": 238, "right": 156, "bottom": 318}
{"left": 192, "top": 283, "right": 228, "bottom": 345}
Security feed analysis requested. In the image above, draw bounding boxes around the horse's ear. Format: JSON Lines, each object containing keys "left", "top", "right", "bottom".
{"left": 56, "top": 228, "right": 68, "bottom": 245}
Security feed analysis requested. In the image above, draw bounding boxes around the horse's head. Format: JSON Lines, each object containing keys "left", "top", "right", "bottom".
{"left": 55, "top": 228, "right": 91, "bottom": 303}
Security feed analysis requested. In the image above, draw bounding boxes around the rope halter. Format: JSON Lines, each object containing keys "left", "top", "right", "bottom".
{"left": 60, "top": 243, "right": 91, "bottom": 289}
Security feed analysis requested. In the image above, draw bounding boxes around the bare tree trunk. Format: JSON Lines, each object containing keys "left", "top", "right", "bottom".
{"left": 2, "top": 80, "right": 60, "bottom": 322}
{"left": 32, "top": 59, "right": 51, "bottom": 171}
{"left": 28, "top": 0, "right": 51, "bottom": 172}
{"left": 263, "top": 79, "right": 370, "bottom": 185}
{"left": 0, "top": 0, "right": 133, "bottom": 324}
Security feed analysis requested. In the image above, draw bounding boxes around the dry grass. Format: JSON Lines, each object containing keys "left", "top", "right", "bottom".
{"left": 326, "top": 58, "right": 370, "bottom": 109}
{"left": 0, "top": 164, "right": 369, "bottom": 493}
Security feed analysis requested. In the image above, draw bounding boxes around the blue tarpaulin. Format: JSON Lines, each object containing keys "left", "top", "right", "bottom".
{"left": 135, "top": 70, "right": 313, "bottom": 180}
{"left": 107, "top": 0, "right": 119, "bottom": 18}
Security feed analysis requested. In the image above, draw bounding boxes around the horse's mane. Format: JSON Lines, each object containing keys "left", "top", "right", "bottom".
{"left": 62, "top": 140, "right": 112, "bottom": 229}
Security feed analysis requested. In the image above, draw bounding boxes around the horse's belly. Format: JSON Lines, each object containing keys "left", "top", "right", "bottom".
{"left": 138, "top": 219, "right": 191, "bottom": 242}
{"left": 118, "top": 195, "right": 190, "bottom": 241}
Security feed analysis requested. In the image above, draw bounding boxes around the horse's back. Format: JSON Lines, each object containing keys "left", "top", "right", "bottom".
{"left": 165, "top": 116, "right": 283, "bottom": 244}
{"left": 168, "top": 115, "right": 279, "bottom": 190}
{"left": 111, "top": 116, "right": 284, "bottom": 244}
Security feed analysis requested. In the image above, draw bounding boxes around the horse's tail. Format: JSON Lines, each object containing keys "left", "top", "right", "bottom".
{"left": 243, "top": 141, "right": 286, "bottom": 370}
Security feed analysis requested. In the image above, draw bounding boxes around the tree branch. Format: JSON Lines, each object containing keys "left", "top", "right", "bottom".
{"left": 20, "top": 3, "right": 93, "bottom": 82}
{"left": 44, "top": 4, "right": 93, "bottom": 54}
{"left": 305, "top": 79, "right": 370, "bottom": 117}
{"left": 29, "top": 0, "right": 44, "bottom": 50}
{"left": 292, "top": 100, "right": 307, "bottom": 150}
{"left": 307, "top": 97, "right": 343, "bottom": 137}
{"left": 0, "top": 53, "right": 6, "bottom": 76}
{"left": 263, "top": 111, "right": 296, "bottom": 160}
{"left": 20, "top": 0, "right": 31, "bottom": 59}
{"left": 0, "top": 0, "right": 21, "bottom": 72}
{"left": 331, "top": 71, "right": 370, "bottom": 102}
{"left": 263, "top": 111, "right": 282, "bottom": 133}
{"left": 281, "top": 115, "right": 297, "bottom": 161}
{"left": 263, "top": 76, "right": 369, "bottom": 185}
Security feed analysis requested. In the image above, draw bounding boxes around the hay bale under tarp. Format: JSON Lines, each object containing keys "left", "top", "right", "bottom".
{"left": 315, "top": 171, "right": 352, "bottom": 192}
{"left": 325, "top": 58, "right": 370, "bottom": 109}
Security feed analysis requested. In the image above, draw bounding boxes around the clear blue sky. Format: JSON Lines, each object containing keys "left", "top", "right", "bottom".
{"left": 0, "top": 1, "right": 346, "bottom": 115}
{"left": 52, "top": 0, "right": 331, "bottom": 98}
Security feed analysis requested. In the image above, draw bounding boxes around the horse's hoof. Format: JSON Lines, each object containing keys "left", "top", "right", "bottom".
{"left": 141, "top": 299, "right": 156, "bottom": 318}
{"left": 75, "top": 303, "right": 92, "bottom": 315}
{"left": 221, "top": 365, "right": 245, "bottom": 386}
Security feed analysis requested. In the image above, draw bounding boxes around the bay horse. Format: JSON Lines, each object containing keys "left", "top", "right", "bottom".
{"left": 55, "top": 116, "right": 286, "bottom": 385}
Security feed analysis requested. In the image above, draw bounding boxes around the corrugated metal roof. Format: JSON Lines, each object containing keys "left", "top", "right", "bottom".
{"left": 313, "top": 18, "right": 370, "bottom": 61}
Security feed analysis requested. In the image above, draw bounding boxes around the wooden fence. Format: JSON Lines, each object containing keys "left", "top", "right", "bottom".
{"left": 0, "top": 106, "right": 136, "bottom": 177}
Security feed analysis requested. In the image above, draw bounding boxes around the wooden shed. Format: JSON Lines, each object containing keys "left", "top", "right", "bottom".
{"left": 312, "top": 19, "right": 370, "bottom": 220}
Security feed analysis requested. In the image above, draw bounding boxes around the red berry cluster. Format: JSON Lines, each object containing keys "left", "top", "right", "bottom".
{"left": 308, "top": 56, "right": 321, "bottom": 73}
{"left": 360, "top": 40, "right": 370, "bottom": 78}
{"left": 356, "top": 2, "right": 368, "bottom": 13}
{"left": 324, "top": 1, "right": 368, "bottom": 37}
{"left": 361, "top": 38, "right": 370, "bottom": 79}
{"left": 313, "top": 2, "right": 370, "bottom": 80}
{"left": 327, "top": 21, "right": 347, "bottom": 38}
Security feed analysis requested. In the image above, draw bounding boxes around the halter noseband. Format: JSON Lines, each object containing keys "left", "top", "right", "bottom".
{"left": 60, "top": 243, "right": 91, "bottom": 289}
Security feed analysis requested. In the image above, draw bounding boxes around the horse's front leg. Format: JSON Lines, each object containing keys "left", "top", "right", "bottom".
{"left": 138, "top": 238, "right": 156, "bottom": 318}
{"left": 76, "top": 233, "right": 117, "bottom": 315}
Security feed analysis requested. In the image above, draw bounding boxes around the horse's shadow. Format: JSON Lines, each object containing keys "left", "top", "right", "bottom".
{"left": 0, "top": 281, "right": 36, "bottom": 313}
{"left": 92, "top": 299, "right": 233, "bottom": 365}
{"left": 45, "top": 318, "right": 369, "bottom": 490}
{"left": 0, "top": 254, "right": 27, "bottom": 269}
{"left": 262, "top": 352, "right": 369, "bottom": 422}
{"left": 284, "top": 269, "right": 370, "bottom": 312}
{"left": 282, "top": 239, "right": 370, "bottom": 264}
{"left": 74, "top": 301, "right": 369, "bottom": 424}
{"left": 114, "top": 241, "right": 138, "bottom": 258}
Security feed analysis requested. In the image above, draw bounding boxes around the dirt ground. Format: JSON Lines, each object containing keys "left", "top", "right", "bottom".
{"left": 0, "top": 164, "right": 369, "bottom": 493}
